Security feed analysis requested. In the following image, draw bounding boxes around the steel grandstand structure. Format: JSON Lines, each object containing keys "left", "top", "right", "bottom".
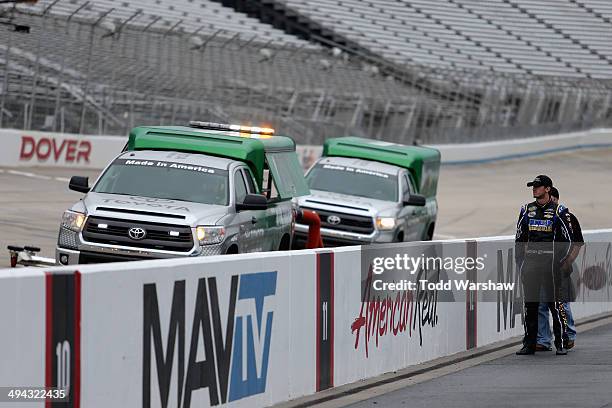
{"left": 0, "top": 0, "right": 611, "bottom": 143}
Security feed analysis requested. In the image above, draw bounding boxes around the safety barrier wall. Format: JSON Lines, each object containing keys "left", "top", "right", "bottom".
{"left": 0, "top": 128, "right": 611, "bottom": 170}
{"left": 0, "top": 230, "right": 611, "bottom": 407}
{"left": 435, "top": 128, "right": 612, "bottom": 165}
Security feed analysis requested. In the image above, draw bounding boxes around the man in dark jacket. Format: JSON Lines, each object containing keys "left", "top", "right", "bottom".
{"left": 515, "top": 175, "right": 572, "bottom": 355}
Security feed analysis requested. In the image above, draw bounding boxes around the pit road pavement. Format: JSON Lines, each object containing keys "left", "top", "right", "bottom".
{"left": 347, "top": 322, "right": 612, "bottom": 408}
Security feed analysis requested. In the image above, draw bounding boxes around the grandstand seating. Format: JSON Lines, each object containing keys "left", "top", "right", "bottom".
{"left": 0, "top": 5, "right": 435, "bottom": 142}
{"left": 0, "top": 0, "right": 610, "bottom": 144}
{"left": 273, "top": 0, "right": 612, "bottom": 78}
{"left": 0, "top": 14, "right": 408, "bottom": 99}
{"left": 16, "top": 0, "right": 611, "bottom": 79}
{"left": 15, "top": 0, "right": 306, "bottom": 45}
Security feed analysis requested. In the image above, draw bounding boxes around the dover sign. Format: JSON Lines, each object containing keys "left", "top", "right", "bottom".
{"left": 0, "top": 231, "right": 611, "bottom": 407}
{"left": 0, "top": 129, "right": 125, "bottom": 169}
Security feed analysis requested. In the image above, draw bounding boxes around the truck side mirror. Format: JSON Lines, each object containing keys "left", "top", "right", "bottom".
{"left": 403, "top": 193, "right": 426, "bottom": 207}
{"left": 236, "top": 194, "right": 268, "bottom": 211}
{"left": 69, "top": 176, "right": 90, "bottom": 193}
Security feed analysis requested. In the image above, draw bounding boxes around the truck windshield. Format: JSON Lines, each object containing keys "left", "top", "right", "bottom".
{"left": 93, "top": 159, "right": 229, "bottom": 205}
{"left": 306, "top": 163, "right": 398, "bottom": 201}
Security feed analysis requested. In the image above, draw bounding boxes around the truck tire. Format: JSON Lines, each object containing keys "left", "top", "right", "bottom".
{"left": 225, "top": 245, "right": 239, "bottom": 255}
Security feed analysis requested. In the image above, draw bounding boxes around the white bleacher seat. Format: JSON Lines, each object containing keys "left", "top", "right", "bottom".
{"left": 278, "top": 0, "right": 612, "bottom": 78}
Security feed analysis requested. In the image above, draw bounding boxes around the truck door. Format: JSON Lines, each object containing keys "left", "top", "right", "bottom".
{"left": 259, "top": 167, "right": 291, "bottom": 251}
{"left": 408, "top": 173, "right": 428, "bottom": 239}
{"left": 233, "top": 169, "right": 263, "bottom": 253}
{"left": 399, "top": 172, "right": 422, "bottom": 241}
{"left": 242, "top": 167, "right": 272, "bottom": 251}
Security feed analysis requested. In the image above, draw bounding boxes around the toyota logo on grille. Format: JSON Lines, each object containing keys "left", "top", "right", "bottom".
{"left": 128, "top": 227, "right": 147, "bottom": 240}
{"left": 327, "top": 215, "right": 341, "bottom": 225}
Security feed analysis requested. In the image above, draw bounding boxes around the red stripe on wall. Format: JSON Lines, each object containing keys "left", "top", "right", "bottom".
{"left": 329, "top": 252, "right": 334, "bottom": 387}
{"left": 466, "top": 241, "right": 478, "bottom": 350}
{"left": 316, "top": 252, "right": 334, "bottom": 391}
{"left": 73, "top": 271, "right": 81, "bottom": 408}
{"left": 45, "top": 273, "right": 53, "bottom": 408}
{"left": 315, "top": 253, "right": 321, "bottom": 391}
{"left": 465, "top": 287, "right": 469, "bottom": 348}
{"left": 475, "top": 295, "right": 478, "bottom": 348}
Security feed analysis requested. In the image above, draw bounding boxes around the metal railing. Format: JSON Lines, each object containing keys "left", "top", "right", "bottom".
{"left": 0, "top": 2, "right": 611, "bottom": 145}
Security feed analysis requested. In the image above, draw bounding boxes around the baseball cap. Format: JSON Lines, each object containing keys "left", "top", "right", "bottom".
{"left": 527, "top": 175, "right": 553, "bottom": 188}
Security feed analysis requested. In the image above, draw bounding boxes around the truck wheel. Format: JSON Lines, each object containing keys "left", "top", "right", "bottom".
{"left": 225, "top": 245, "right": 239, "bottom": 255}
{"left": 278, "top": 234, "right": 291, "bottom": 251}
{"left": 395, "top": 231, "right": 404, "bottom": 242}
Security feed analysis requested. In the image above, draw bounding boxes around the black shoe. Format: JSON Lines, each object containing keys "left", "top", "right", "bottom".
{"left": 556, "top": 348, "right": 568, "bottom": 355}
{"left": 566, "top": 340, "right": 575, "bottom": 350}
{"left": 516, "top": 346, "right": 536, "bottom": 355}
{"left": 535, "top": 344, "right": 552, "bottom": 352}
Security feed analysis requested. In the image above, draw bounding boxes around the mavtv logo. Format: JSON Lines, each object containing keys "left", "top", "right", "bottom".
{"left": 143, "top": 272, "right": 277, "bottom": 407}
{"left": 496, "top": 248, "right": 522, "bottom": 332}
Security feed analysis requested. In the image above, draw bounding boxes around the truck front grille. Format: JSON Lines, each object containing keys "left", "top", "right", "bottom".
{"left": 300, "top": 206, "right": 374, "bottom": 234}
{"left": 82, "top": 216, "right": 194, "bottom": 252}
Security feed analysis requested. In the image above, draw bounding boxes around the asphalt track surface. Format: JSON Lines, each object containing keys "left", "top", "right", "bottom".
{"left": 0, "top": 167, "right": 101, "bottom": 264}
{"left": 347, "top": 322, "right": 612, "bottom": 408}
{"left": 1, "top": 147, "right": 612, "bottom": 265}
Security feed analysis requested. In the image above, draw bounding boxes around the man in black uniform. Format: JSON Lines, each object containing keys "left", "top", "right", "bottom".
{"left": 515, "top": 175, "right": 572, "bottom": 355}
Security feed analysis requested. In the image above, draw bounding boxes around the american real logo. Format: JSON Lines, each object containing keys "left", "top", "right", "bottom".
{"left": 142, "top": 271, "right": 277, "bottom": 408}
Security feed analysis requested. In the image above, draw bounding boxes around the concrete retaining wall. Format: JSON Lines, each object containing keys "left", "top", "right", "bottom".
{"left": 1, "top": 231, "right": 610, "bottom": 407}
{"left": 1, "top": 128, "right": 610, "bottom": 170}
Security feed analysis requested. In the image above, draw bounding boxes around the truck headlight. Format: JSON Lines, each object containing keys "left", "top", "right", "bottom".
{"left": 196, "top": 226, "right": 225, "bottom": 245}
{"left": 61, "top": 210, "right": 86, "bottom": 232}
{"left": 375, "top": 217, "right": 396, "bottom": 230}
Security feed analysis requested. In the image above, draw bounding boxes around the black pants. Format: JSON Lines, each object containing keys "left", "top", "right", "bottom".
{"left": 524, "top": 301, "right": 569, "bottom": 348}
{"left": 521, "top": 255, "right": 570, "bottom": 349}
